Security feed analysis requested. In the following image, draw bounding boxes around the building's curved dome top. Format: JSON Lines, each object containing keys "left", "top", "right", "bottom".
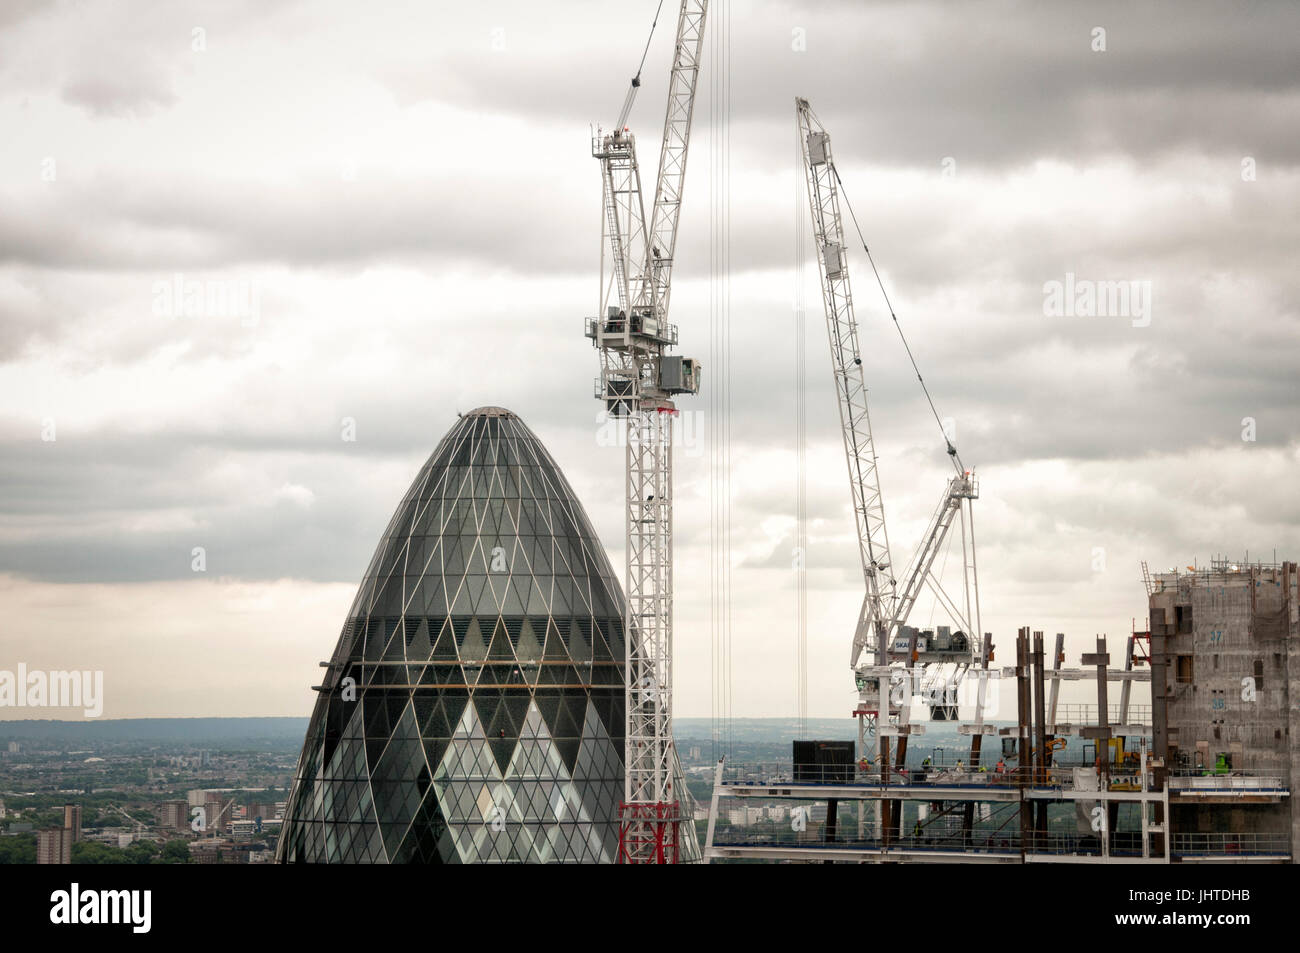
{"left": 349, "top": 408, "right": 620, "bottom": 626}
{"left": 277, "top": 408, "right": 636, "bottom": 864}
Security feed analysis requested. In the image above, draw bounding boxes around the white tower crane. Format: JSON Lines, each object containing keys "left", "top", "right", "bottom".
{"left": 585, "top": 0, "right": 708, "bottom": 864}
{"left": 795, "top": 98, "right": 982, "bottom": 763}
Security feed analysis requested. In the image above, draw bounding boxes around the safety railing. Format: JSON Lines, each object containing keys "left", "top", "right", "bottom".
{"left": 720, "top": 761, "right": 799, "bottom": 784}
{"left": 1152, "top": 565, "right": 1283, "bottom": 590}
{"left": 721, "top": 761, "right": 1041, "bottom": 788}
{"left": 712, "top": 828, "right": 1293, "bottom": 859}
{"left": 709, "top": 817, "right": 1022, "bottom": 855}
{"left": 1051, "top": 703, "right": 1152, "bottom": 725}
{"left": 711, "top": 814, "right": 1290, "bottom": 859}
{"left": 1171, "top": 832, "right": 1290, "bottom": 857}
{"left": 1168, "top": 770, "right": 1287, "bottom": 792}
{"left": 710, "top": 823, "right": 1152, "bottom": 857}
{"left": 722, "top": 759, "right": 1180, "bottom": 795}
{"left": 1020, "top": 831, "right": 1149, "bottom": 857}
{"left": 1169, "top": 766, "right": 1280, "bottom": 778}
{"left": 583, "top": 314, "right": 679, "bottom": 346}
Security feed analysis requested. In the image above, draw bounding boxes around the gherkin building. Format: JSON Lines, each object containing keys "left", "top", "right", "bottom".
{"left": 277, "top": 407, "right": 697, "bottom": 863}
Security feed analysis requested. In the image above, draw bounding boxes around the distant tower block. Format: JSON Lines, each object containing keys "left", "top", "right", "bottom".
{"left": 63, "top": 804, "right": 81, "bottom": 843}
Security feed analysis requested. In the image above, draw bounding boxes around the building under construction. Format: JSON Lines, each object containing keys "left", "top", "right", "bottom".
{"left": 1150, "top": 560, "right": 1300, "bottom": 859}
{"left": 572, "top": 2, "right": 1293, "bottom": 868}
{"left": 703, "top": 561, "right": 1299, "bottom": 864}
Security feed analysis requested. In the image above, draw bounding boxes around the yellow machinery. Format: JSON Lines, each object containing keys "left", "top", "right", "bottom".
{"left": 1107, "top": 737, "right": 1143, "bottom": 791}
{"left": 1037, "top": 737, "right": 1066, "bottom": 761}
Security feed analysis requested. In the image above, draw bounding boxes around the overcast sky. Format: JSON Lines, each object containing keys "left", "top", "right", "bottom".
{"left": 1, "top": 0, "right": 1296, "bottom": 721}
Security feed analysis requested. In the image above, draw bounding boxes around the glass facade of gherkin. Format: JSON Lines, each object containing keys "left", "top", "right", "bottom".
{"left": 277, "top": 407, "right": 697, "bottom": 863}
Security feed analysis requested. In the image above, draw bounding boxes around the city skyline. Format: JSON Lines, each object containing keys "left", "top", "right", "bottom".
{"left": 1, "top": 0, "right": 1297, "bottom": 721}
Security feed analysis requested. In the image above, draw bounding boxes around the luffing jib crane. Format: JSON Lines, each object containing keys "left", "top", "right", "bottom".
{"left": 795, "top": 97, "right": 982, "bottom": 760}
{"left": 585, "top": 0, "right": 708, "bottom": 864}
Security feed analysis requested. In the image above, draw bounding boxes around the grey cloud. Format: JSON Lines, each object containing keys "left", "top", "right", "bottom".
{"left": 0, "top": 0, "right": 47, "bottom": 32}
{"left": 0, "top": 0, "right": 1296, "bottom": 600}
{"left": 0, "top": 171, "right": 592, "bottom": 272}
{"left": 59, "top": 60, "right": 178, "bottom": 118}
{"left": 377, "top": 0, "right": 1300, "bottom": 167}
{"left": 0, "top": 0, "right": 299, "bottom": 116}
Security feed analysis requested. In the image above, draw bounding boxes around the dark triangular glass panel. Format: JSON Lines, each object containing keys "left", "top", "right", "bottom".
{"left": 431, "top": 620, "right": 458, "bottom": 660}
{"left": 423, "top": 575, "right": 447, "bottom": 617}
{"left": 431, "top": 663, "right": 462, "bottom": 685}
{"left": 534, "top": 692, "right": 562, "bottom": 738}
{"left": 363, "top": 690, "right": 391, "bottom": 744}
{"left": 591, "top": 691, "right": 620, "bottom": 740}
{"left": 487, "top": 732, "right": 515, "bottom": 774}
{"left": 515, "top": 617, "right": 542, "bottom": 662}
{"left": 422, "top": 737, "right": 449, "bottom": 776}
{"left": 542, "top": 619, "right": 569, "bottom": 660}
{"left": 591, "top": 620, "right": 613, "bottom": 662}
{"left": 554, "top": 736, "right": 581, "bottom": 773}
{"left": 441, "top": 690, "right": 469, "bottom": 738}
{"left": 486, "top": 617, "right": 515, "bottom": 661}
{"left": 503, "top": 692, "right": 532, "bottom": 735}
{"left": 411, "top": 694, "right": 436, "bottom": 733}
{"left": 459, "top": 617, "right": 487, "bottom": 661}
{"left": 409, "top": 618, "right": 432, "bottom": 660}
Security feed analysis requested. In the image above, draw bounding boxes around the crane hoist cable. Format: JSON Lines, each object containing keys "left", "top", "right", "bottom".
{"left": 827, "top": 161, "right": 966, "bottom": 476}
{"left": 616, "top": 0, "right": 668, "bottom": 130}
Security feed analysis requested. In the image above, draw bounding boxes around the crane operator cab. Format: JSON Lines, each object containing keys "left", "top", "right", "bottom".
{"left": 658, "top": 356, "right": 701, "bottom": 396}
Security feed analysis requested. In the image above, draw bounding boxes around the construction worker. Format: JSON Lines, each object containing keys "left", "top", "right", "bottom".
{"left": 955, "top": 759, "right": 964, "bottom": 774}
{"left": 913, "top": 819, "right": 923, "bottom": 840}
{"left": 995, "top": 758, "right": 1006, "bottom": 776}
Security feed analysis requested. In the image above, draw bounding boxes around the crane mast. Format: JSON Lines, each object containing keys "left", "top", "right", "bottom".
{"left": 796, "top": 97, "right": 981, "bottom": 736}
{"left": 586, "top": 0, "right": 707, "bottom": 864}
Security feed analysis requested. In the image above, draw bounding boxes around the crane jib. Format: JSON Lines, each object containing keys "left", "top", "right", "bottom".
{"left": 796, "top": 97, "right": 982, "bottom": 724}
